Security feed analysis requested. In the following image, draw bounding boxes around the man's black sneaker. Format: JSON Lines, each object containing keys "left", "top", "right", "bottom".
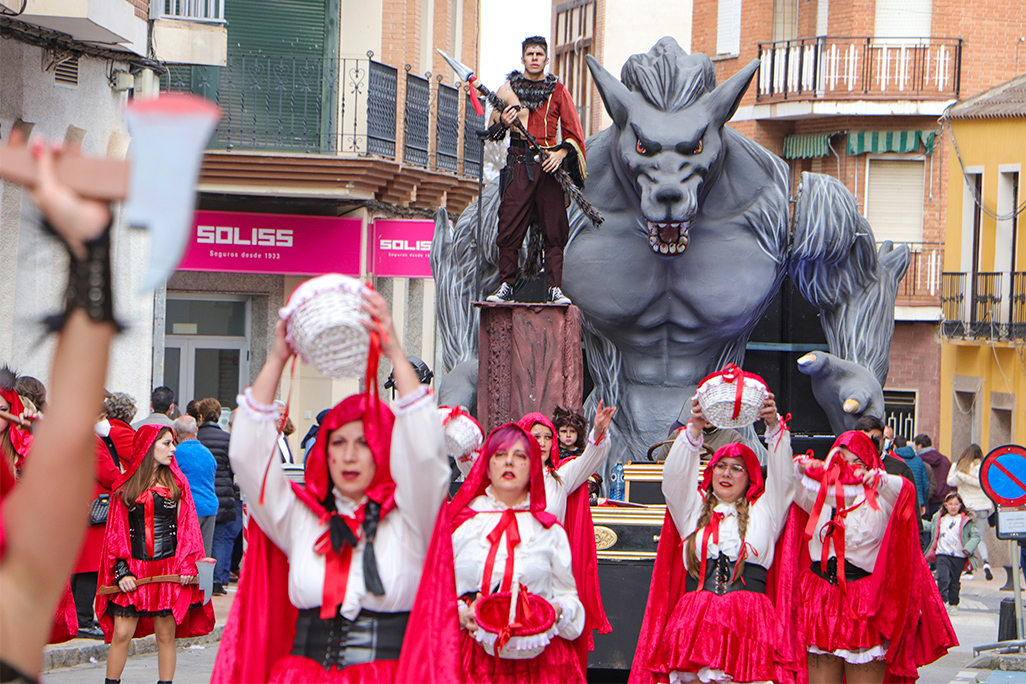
{"left": 486, "top": 282, "right": 514, "bottom": 303}
{"left": 548, "top": 286, "right": 571, "bottom": 305}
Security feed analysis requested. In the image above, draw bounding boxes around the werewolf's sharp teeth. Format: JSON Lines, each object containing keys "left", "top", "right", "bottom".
{"left": 659, "top": 243, "right": 669, "bottom": 254}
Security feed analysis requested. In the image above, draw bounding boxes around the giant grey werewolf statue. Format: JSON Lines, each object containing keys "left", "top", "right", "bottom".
{"left": 431, "top": 37, "right": 908, "bottom": 466}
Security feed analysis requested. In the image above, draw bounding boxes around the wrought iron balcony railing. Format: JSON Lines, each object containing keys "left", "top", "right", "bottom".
{"left": 155, "top": 0, "right": 225, "bottom": 22}
{"left": 941, "top": 271, "right": 1026, "bottom": 341}
{"left": 757, "top": 36, "right": 962, "bottom": 102}
{"left": 889, "top": 242, "right": 942, "bottom": 304}
{"left": 160, "top": 53, "right": 482, "bottom": 177}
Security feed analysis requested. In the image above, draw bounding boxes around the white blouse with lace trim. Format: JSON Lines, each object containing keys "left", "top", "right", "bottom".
{"left": 661, "top": 420, "right": 795, "bottom": 571}
{"left": 229, "top": 387, "right": 449, "bottom": 619}
{"left": 451, "top": 487, "right": 585, "bottom": 641}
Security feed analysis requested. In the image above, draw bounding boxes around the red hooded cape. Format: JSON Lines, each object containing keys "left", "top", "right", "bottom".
{"left": 518, "top": 413, "right": 610, "bottom": 667}
{"left": 0, "top": 410, "right": 84, "bottom": 646}
{"left": 450, "top": 422, "right": 557, "bottom": 531}
{"left": 774, "top": 431, "right": 956, "bottom": 683}
{"left": 210, "top": 391, "right": 460, "bottom": 684}
{"left": 629, "top": 438, "right": 803, "bottom": 684}
{"left": 94, "top": 425, "right": 214, "bottom": 642}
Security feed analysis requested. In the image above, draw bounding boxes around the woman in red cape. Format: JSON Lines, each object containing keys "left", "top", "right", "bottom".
{"left": 95, "top": 424, "right": 214, "bottom": 683}
{"left": 630, "top": 392, "right": 795, "bottom": 684}
{"left": 0, "top": 385, "right": 79, "bottom": 647}
{"left": 517, "top": 405, "right": 616, "bottom": 671}
{"left": 781, "top": 430, "right": 956, "bottom": 683}
{"left": 450, "top": 422, "right": 587, "bottom": 684}
{"left": 212, "top": 288, "right": 458, "bottom": 684}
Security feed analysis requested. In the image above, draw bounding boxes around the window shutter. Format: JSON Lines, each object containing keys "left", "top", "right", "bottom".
{"left": 875, "top": 0, "right": 932, "bottom": 39}
{"left": 866, "top": 159, "right": 926, "bottom": 243}
{"left": 717, "top": 0, "right": 742, "bottom": 56}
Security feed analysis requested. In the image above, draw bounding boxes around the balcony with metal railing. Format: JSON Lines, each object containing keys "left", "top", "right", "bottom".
{"left": 155, "top": 0, "right": 225, "bottom": 22}
{"left": 161, "top": 53, "right": 482, "bottom": 176}
{"left": 160, "top": 52, "right": 483, "bottom": 208}
{"left": 890, "top": 242, "right": 943, "bottom": 307}
{"left": 756, "top": 36, "right": 962, "bottom": 103}
{"left": 941, "top": 271, "right": 1026, "bottom": 341}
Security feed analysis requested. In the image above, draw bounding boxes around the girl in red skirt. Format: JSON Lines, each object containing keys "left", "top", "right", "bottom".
{"left": 631, "top": 392, "right": 791, "bottom": 684}
{"left": 450, "top": 422, "right": 587, "bottom": 684}
{"left": 792, "top": 430, "right": 954, "bottom": 683}
{"left": 96, "top": 424, "right": 214, "bottom": 684}
{"left": 214, "top": 289, "right": 455, "bottom": 684}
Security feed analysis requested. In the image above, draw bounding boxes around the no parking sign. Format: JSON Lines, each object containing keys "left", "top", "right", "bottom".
{"left": 980, "top": 444, "right": 1026, "bottom": 540}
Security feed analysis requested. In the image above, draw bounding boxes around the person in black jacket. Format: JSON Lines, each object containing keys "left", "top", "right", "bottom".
{"left": 196, "top": 397, "right": 237, "bottom": 596}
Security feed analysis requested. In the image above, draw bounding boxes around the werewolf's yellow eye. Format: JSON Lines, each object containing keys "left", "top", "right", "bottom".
{"left": 693, "top": 140, "right": 702, "bottom": 154}
{"left": 636, "top": 140, "right": 647, "bottom": 155}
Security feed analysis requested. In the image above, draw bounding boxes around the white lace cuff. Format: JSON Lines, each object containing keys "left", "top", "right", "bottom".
{"left": 238, "top": 389, "right": 279, "bottom": 422}
{"left": 552, "top": 597, "right": 577, "bottom": 635}
{"left": 682, "top": 425, "right": 703, "bottom": 449}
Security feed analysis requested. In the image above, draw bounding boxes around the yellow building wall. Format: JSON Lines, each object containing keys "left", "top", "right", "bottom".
{"left": 939, "top": 115, "right": 1026, "bottom": 458}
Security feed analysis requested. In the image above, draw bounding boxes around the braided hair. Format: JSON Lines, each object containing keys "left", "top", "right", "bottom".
{"left": 684, "top": 489, "right": 750, "bottom": 582}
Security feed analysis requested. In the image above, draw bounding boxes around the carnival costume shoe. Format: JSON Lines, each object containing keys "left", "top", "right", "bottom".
{"left": 548, "top": 287, "right": 571, "bottom": 305}
{"left": 486, "top": 282, "right": 514, "bottom": 303}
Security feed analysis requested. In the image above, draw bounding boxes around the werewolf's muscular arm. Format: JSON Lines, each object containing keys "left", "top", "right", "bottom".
{"left": 788, "top": 171, "right": 910, "bottom": 385}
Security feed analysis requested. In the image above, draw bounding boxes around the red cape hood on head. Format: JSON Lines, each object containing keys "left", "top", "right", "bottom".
{"left": 518, "top": 413, "right": 611, "bottom": 667}
{"left": 1, "top": 388, "right": 33, "bottom": 462}
{"left": 450, "top": 422, "right": 557, "bottom": 530}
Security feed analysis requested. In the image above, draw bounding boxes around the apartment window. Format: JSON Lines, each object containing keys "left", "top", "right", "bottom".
{"left": 717, "top": 0, "right": 742, "bottom": 56}
{"left": 875, "top": 0, "right": 932, "bottom": 40}
{"left": 553, "top": 0, "right": 596, "bottom": 136}
{"left": 772, "top": 0, "right": 799, "bottom": 42}
{"left": 884, "top": 390, "right": 917, "bottom": 440}
{"left": 998, "top": 169, "right": 1021, "bottom": 272}
{"left": 865, "top": 158, "right": 926, "bottom": 243}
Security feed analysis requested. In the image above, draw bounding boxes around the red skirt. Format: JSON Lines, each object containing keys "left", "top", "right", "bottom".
{"left": 459, "top": 630, "right": 585, "bottom": 684}
{"left": 268, "top": 655, "right": 399, "bottom": 684}
{"left": 50, "top": 584, "right": 78, "bottom": 644}
{"left": 797, "top": 568, "right": 885, "bottom": 653}
{"left": 648, "top": 589, "right": 778, "bottom": 683}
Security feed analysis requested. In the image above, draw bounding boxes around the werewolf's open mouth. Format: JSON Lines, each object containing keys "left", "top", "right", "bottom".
{"left": 647, "top": 220, "right": 690, "bottom": 255}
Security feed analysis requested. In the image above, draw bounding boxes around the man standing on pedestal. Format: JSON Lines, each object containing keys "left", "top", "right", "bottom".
{"left": 485, "top": 36, "right": 586, "bottom": 306}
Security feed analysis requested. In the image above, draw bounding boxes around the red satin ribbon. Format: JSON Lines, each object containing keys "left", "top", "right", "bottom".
{"left": 135, "top": 486, "right": 172, "bottom": 559}
{"left": 733, "top": 541, "right": 759, "bottom": 585}
{"left": 698, "top": 511, "right": 724, "bottom": 586}
{"left": 803, "top": 460, "right": 880, "bottom": 591}
{"left": 718, "top": 364, "right": 746, "bottom": 420}
{"left": 482, "top": 510, "right": 521, "bottom": 594}
{"left": 468, "top": 77, "right": 485, "bottom": 116}
{"left": 314, "top": 510, "right": 364, "bottom": 620}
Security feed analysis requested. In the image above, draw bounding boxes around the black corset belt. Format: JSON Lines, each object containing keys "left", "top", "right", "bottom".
{"left": 810, "top": 557, "right": 871, "bottom": 586}
{"left": 292, "top": 608, "right": 410, "bottom": 670}
{"left": 685, "top": 553, "right": 768, "bottom": 595}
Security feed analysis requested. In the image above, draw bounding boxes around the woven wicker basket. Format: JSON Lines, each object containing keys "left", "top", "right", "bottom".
{"left": 697, "top": 368, "right": 768, "bottom": 429}
{"left": 279, "top": 274, "right": 369, "bottom": 380}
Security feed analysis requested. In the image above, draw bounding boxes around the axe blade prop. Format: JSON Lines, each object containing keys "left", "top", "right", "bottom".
{"left": 124, "top": 94, "right": 221, "bottom": 290}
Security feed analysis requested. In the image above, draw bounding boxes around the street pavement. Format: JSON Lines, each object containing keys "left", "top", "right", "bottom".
{"left": 42, "top": 573, "right": 1026, "bottom": 683}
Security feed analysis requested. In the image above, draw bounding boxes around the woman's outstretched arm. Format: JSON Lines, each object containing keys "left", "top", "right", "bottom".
{"left": 0, "top": 139, "right": 116, "bottom": 678}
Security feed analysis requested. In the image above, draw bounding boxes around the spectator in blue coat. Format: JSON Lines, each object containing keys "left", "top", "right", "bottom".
{"left": 893, "top": 435, "right": 931, "bottom": 512}
{"left": 173, "top": 415, "right": 218, "bottom": 557}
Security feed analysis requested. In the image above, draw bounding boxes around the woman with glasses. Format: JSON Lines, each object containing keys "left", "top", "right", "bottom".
{"left": 631, "top": 391, "right": 793, "bottom": 684}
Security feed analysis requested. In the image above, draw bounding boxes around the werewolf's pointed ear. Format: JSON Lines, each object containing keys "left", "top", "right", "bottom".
{"left": 705, "top": 59, "right": 760, "bottom": 127}
{"left": 586, "top": 54, "right": 631, "bottom": 129}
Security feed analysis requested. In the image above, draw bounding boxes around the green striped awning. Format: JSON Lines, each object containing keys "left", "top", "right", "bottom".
{"left": 847, "top": 130, "right": 937, "bottom": 155}
{"left": 782, "top": 132, "right": 841, "bottom": 159}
